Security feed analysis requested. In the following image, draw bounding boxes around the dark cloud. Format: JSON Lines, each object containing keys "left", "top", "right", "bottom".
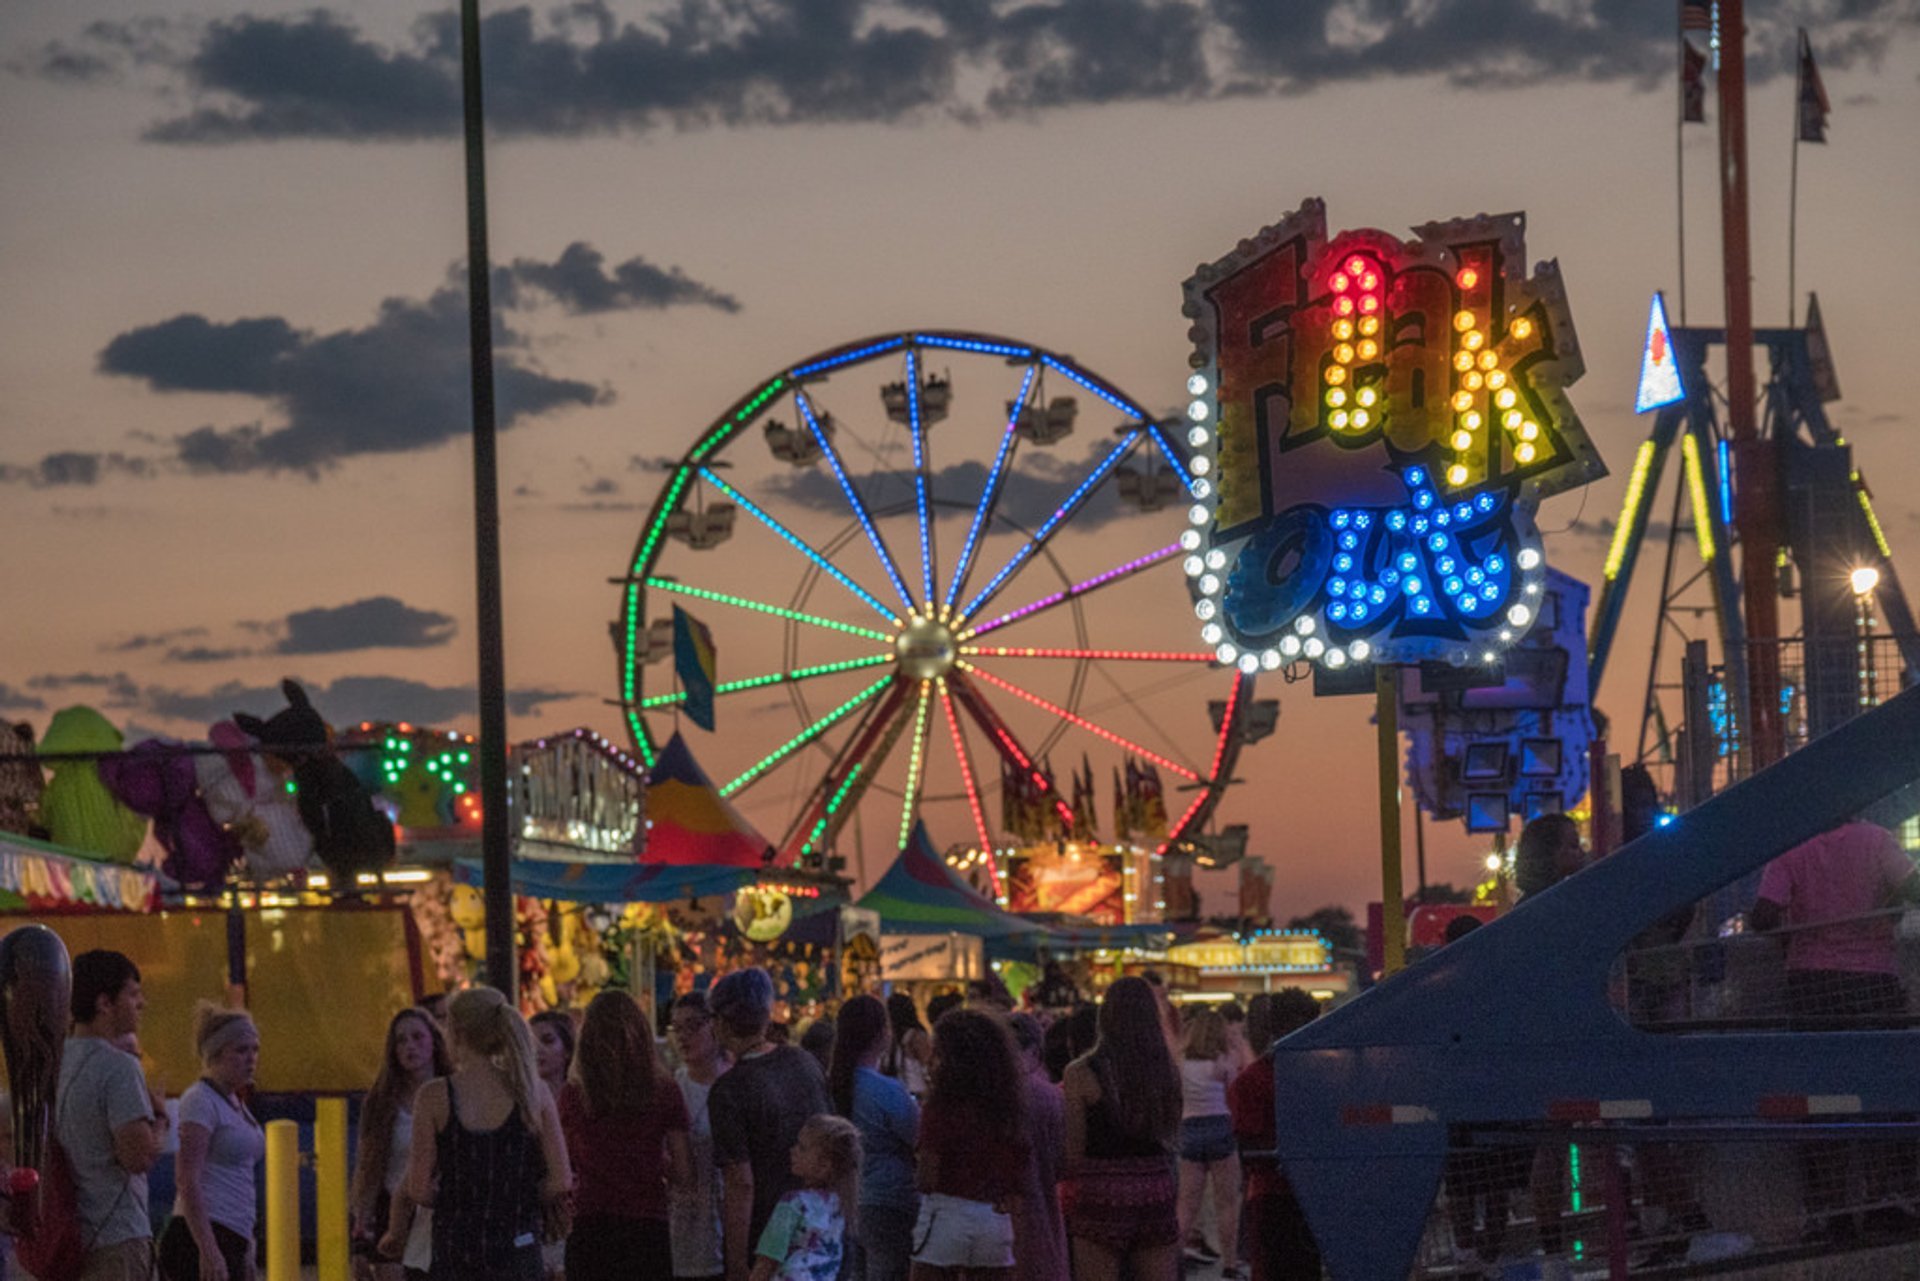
{"left": 95, "top": 282, "right": 601, "bottom": 475}
{"left": 25, "top": 672, "right": 143, "bottom": 706}
{"left": 765, "top": 437, "right": 1172, "bottom": 532}
{"left": 0, "top": 684, "right": 48, "bottom": 712}
{"left": 275, "top": 596, "right": 459, "bottom": 654}
{"left": 166, "top": 646, "right": 256, "bottom": 664}
{"left": 38, "top": 1, "right": 1917, "bottom": 142}
{"left": 105, "top": 627, "right": 209, "bottom": 654}
{"left": 496, "top": 242, "right": 739, "bottom": 314}
{"left": 145, "top": 675, "right": 583, "bottom": 728}
{"left": 0, "top": 451, "right": 153, "bottom": 487}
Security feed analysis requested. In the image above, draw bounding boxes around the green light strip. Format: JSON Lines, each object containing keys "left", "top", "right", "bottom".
{"left": 622, "top": 581, "right": 654, "bottom": 767}
{"left": 643, "top": 578, "right": 892, "bottom": 642}
{"left": 802, "top": 764, "right": 865, "bottom": 857}
{"left": 1856, "top": 475, "right": 1894, "bottom": 559}
{"left": 633, "top": 467, "right": 694, "bottom": 579}
{"left": 896, "top": 681, "right": 934, "bottom": 848}
{"left": 691, "top": 378, "right": 785, "bottom": 462}
{"left": 719, "top": 676, "right": 893, "bottom": 797}
{"left": 637, "top": 654, "right": 892, "bottom": 710}
{"left": 1680, "top": 433, "right": 1716, "bottom": 563}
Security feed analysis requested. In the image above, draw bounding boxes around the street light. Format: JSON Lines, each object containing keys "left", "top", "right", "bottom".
{"left": 1850, "top": 565, "right": 1881, "bottom": 597}
{"left": 1851, "top": 565, "right": 1880, "bottom": 708}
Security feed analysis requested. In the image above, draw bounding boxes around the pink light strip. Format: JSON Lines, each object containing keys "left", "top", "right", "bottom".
{"left": 939, "top": 680, "right": 1000, "bottom": 896}
{"left": 961, "top": 663, "right": 1200, "bottom": 781}
{"left": 962, "top": 646, "right": 1214, "bottom": 662}
{"left": 963, "top": 543, "right": 1182, "bottom": 639}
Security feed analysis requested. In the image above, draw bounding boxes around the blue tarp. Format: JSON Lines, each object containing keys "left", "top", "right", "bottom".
{"left": 453, "top": 857, "right": 754, "bottom": 904}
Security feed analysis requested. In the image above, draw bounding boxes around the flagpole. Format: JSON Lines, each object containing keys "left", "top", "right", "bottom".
{"left": 1788, "top": 28, "right": 1804, "bottom": 328}
{"left": 1676, "top": 0, "right": 1689, "bottom": 323}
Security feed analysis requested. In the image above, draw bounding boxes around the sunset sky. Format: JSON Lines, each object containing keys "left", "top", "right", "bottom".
{"left": 3, "top": 0, "right": 1917, "bottom": 917}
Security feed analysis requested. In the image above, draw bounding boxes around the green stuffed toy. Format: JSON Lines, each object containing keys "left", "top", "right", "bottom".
{"left": 36, "top": 707, "right": 149, "bottom": 862}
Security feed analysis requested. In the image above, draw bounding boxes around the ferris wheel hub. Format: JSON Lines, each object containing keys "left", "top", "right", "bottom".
{"left": 895, "top": 615, "right": 958, "bottom": 681}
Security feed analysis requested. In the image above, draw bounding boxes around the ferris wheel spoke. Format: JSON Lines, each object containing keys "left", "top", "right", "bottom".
{"left": 947, "top": 671, "right": 1078, "bottom": 832}
{"left": 803, "top": 691, "right": 917, "bottom": 862}
{"left": 957, "top": 661, "right": 1202, "bottom": 782}
{"left": 896, "top": 680, "right": 936, "bottom": 849}
{"left": 937, "top": 678, "right": 999, "bottom": 886}
{"left": 955, "top": 429, "right": 1145, "bottom": 623}
{"left": 699, "top": 467, "right": 898, "bottom": 623}
{"left": 961, "top": 542, "right": 1184, "bottom": 640}
{"left": 637, "top": 577, "right": 894, "bottom": 643}
{"left": 778, "top": 678, "right": 910, "bottom": 860}
{"left": 795, "top": 391, "right": 918, "bottom": 614}
{"left": 905, "top": 348, "right": 938, "bottom": 608}
{"left": 717, "top": 674, "right": 895, "bottom": 798}
{"left": 959, "top": 646, "right": 1215, "bottom": 663}
{"left": 635, "top": 653, "right": 892, "bottom": 710}
{"left": 941, "top": 365, "right": 1037, "bottom": 615}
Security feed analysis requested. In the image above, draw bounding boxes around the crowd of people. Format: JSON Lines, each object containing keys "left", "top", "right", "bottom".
{"left": 35, "top": 950, "right": 1329, "bottom": 1281}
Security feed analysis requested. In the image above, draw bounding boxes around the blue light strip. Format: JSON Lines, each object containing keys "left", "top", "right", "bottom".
{"left": 797, "top": 392, "right": 917, "bottom": 612}
{"left": 1147, "top": 422, "right": 1192, "bottom": 490}
{"left": 959, "top": 428, "right": 1143, "bottom": 622}
{"left": 906, "top": 348, "right": 936, "bottom": 606}
{"left": 1716, "top": 435, "right": 1734, "bottom": 527}
{"left": 916, "top": 335, "right": 1034, "bottom": 359}
{"left": 698, "top": 468, "right": 898, "bottom": 622}
{"left": 1041, "top": 355, "right": 1149, "bottom": 421}
{"left": 790, "top": 337, "right": 906, "bottom": 379}
{"left": 944, "top": 366, "right": 1037, "bottom": 613}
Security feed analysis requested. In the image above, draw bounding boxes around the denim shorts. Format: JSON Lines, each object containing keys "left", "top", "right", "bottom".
{"left": 1178, "top": 1113, "right": 1235, "bottom": 1163}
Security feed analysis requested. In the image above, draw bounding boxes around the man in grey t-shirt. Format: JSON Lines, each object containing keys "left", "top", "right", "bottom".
{"left": 58, "top": 950, "right": 168, "bottom": 1280}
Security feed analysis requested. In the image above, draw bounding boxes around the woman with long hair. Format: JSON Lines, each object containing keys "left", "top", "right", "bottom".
{"left": 828, "top": 995, "right": 918, "bottom": 1281}
{"left": 407, "top": 987, "right": 572, "bottom": 1281}
{"left": 1174, "top": 1009, "right": 1242, "bottom": 1278}
{"left": 668, "top": 992, "right": 730, "bottom": 1281}
{"left": 159, "top": 1003, "right": 264, "bottom": 1281}
{"left": 560, "top": 991, "right": 693, "bottom": 1281}
{"left": 1059, "top": 977, "right": 1182, "bottom": 1281}
{"left": 879, "top": 993, "right": 929, "bottom": 1099}
{"left": 529, "top": 1010, "right": 578, "bottom": 1280}
{"left": 355, "top": 1008, "right": 450, "bottom": 1281}
{"left": 910, "top": 1008, "right": 1026, "bottom": 1280}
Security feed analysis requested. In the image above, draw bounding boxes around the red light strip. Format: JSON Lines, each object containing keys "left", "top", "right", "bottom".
{"left": 960, "top": 646, "right": 1214, "bottom": 662}
{"left": 1161, "top": 671, "right": 1245, "bottom": 853}
{"left": 949, "top": 675, "right": 1077, "bottom": 829}
{"left": 938, "top": 679, "right": 1000, "bottom": 896}
{"left": 959, "top": 663, "right": 1201, "bottom": 781}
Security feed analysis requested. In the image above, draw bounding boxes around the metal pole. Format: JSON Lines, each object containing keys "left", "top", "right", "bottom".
{"left": 1375, "top": 664, "right": 1406, "bottom": 976}
{"left": 459, "top": 0, "right": 516, "bottom": 998}
{"left": 1718, "top": 0, "right": 1785, "bottom": 768}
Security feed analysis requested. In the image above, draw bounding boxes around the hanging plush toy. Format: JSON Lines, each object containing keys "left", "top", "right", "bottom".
{"left": 34, "top": 708, "right": 148, "bottom": 863}
{"left": 98, "top": 739, "right": 239, "bottom": 889}
{"left": 195, "top": 721, "right": 314, "bottom": 881}
{"left": 0, "top": 723, "right": 45, "bottom": 839}
{"left": 233, "top": 680, "right": 395, "bottom": 891}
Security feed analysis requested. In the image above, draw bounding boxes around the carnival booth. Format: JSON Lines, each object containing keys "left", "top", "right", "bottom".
{"left": 857, "top": 823, "right": 1047, "bottom": 990}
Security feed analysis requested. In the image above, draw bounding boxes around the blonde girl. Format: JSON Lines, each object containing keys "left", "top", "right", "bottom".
{"left": 407, "top": 988, "right": 572, "bottom": 1281}
{"left": 751, "top": 1114, "right": 860, "bottom": 1281}
{"left": 160, "top": 1003, "right": 264, "bottom": 1281}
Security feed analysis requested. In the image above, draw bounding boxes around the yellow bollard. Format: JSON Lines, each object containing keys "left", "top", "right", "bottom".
{"left": 264, "top": 1118, "right": 300, "bottom": 1281}
{"left": 316, "top": 1097, "right": 350, "bottom": 1281}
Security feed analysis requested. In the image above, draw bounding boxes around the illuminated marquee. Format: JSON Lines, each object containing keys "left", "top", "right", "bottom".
{"left": 1179, "top": 200, "right": 1604, "bottom": 670}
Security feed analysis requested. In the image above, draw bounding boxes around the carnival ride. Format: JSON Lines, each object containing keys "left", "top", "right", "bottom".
{"left": 614, "top": 332, "right": 1261, "bottom": 890}
{"left": 1589, "top": 293, "right": 1920, "bottom": 789}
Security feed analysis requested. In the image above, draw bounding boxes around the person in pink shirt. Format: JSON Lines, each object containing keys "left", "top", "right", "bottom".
{"left": 1752, "top": 818, "right": 1920, "bottom": 1241}
{"left": 1751, "top": 819, "right": 1919, "bottom": 1025}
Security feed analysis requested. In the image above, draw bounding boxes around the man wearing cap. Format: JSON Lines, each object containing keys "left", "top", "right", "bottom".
{"left": 704, "top": 967, "right": 830, "bottom": 1281}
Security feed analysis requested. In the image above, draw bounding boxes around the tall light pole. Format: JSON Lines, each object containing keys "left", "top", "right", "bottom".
{"left": 1852, "top": 566, "right": 1881, "bottom": 709}
{"left": 459, "top": 0, "right": 516, "bottom": 998}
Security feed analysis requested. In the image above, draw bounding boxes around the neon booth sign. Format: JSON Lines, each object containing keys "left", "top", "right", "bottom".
{"left": 1179, "top": 200, "right": 1604, "bottom": 672}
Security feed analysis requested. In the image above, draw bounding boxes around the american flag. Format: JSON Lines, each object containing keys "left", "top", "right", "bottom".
{"left": 1797, "top": 29, "right": 1830, "bottom": 143}
{"left": 1681, "top": 0, "right": 1713, "bottom": 33}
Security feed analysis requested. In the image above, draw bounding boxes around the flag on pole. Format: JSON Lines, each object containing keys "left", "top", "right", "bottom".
{"left": 1796, "top": 29, "right": 1829, "bottom": 143}
{"left": 1111, "top": 766, "right": 1133, "bottom": 844}
{"left": 1681, "top": 42, "right": 1708, "bottom": 123}
{"left": 1680, "top": 0, "right": 1713, "bottom": 33}
{"left": 671, "top": 606, "right": 718, "bottom": 731}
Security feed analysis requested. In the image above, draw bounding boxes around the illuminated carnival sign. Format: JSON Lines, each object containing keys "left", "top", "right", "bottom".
{"left": 1179, "top": 200, "right": 1604, "bottom": 671}
{"left": 1634, "top": 291, "right": 1686, "bottom": 413}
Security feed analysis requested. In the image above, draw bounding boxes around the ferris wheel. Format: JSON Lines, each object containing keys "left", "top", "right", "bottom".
{"left": 615, "top": 331, "right": 1257, "bottom": 884}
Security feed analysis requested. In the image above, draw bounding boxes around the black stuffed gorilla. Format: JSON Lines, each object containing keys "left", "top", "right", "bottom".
{"left": 234, "top": 680, "right": 395, "bottom": 889}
